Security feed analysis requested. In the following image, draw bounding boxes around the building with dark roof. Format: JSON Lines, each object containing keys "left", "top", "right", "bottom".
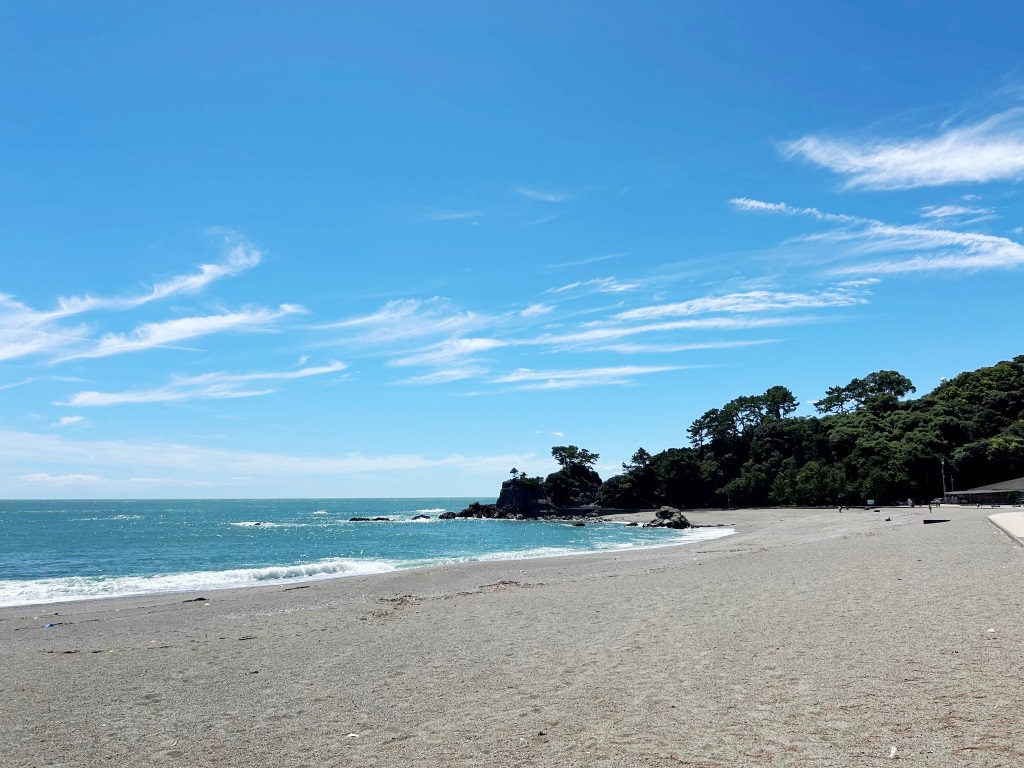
{"left": 944, "top": 476, "right": 1024, "bottom": 505}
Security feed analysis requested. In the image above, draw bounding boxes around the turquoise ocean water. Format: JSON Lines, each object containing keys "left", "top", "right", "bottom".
{"left": 0, "top": 498, "right": 733, "bottom": 607}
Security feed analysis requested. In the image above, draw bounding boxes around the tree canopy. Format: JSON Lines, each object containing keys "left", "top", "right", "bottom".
{"left": 551, "top": 445, "right": 600, "bottom": 470}
{"left": 572, "top": 357, "right": 1023, "bottom": 509}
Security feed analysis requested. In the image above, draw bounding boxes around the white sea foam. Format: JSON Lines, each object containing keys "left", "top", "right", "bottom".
{"left": 0, "top": 523, "right": 735, "bottom": 608}
{"left": 0, "top": 558, "right": 398, "bottom": 607}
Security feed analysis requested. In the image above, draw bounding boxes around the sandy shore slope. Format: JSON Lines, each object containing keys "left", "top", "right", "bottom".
{"left": 2, "top": 507, "right": 1021, "bottom": 767}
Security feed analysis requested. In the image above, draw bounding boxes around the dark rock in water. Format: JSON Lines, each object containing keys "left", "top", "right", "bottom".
{"left": 572, "top": 522, "right": 585, "bottom": 527}
{"left": 438, "top": 511, "right": 456, "bottom": 520}
{"left": 496, "top": 478, "right": 555, "bottom": 518}
{"left": 625, "top": 521, "right": 639, "bottom": 527}
{"left": 372, "top": 517, "right": 391, "bottom": 521}
{"left": 456, "top": 501, "right": 498, "bottom": 518}
{"left": 645, "top": 506, "right": 691, "bottom": 529}
{"left": 349, "top": 517, "right": 372, "bottom": 522}
{"left": 349, "top": 516, "right": 392, "bottom": 522}
{"left": 411, "top": 514, "right": 431, "bottom": 520}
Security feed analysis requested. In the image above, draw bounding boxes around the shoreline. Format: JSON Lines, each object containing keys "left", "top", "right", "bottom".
{"left": 0, "top": 504, "right": 1000, "bottom": 615}
{"left": 0, "top": 510, "right": 716, "bottom": 611}
{"left": 3, "top": 506, "right": 1021, "bottom": 766}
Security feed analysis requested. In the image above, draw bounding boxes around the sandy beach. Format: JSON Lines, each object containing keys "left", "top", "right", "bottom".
{"left": 2, "top": 506, "right": 1021, "bottom": 767}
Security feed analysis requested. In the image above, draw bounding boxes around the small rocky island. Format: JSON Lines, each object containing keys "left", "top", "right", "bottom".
{"left": 440, "top": 445, "right": 691, "bottom": 529}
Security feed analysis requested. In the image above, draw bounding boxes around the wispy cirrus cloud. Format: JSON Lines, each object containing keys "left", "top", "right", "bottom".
{"left": 492, "top": 365, "right": 683, "bottom": 390}
{"left": 730, "top": 197, "right": 861, "bottom": 224}
{"left": 547, "top": 277, "right": 641, "bottom": 295}
{"left": 399, "top": 366, "right": 490, "bottom": 385}
{"left": 611, "top": 290, "right": 868, "bottom": 322}
{"left": 595, "top": 339, "right": 781, "bottom": 354}
{"left": 1, "top": 236, "right": 266, "bottom": 363}
{"left": 734, "top": 197, "right": 1024, "bottom": 275}
{"left": 0, "top": 377, "right": 33, "bottom": 392}
{"left": 390, "top": 338, "right": 507, "bottom": 368}
{"left": 320, "top": 298, "right": 489, "bottom": 344}
{"left": 919, "top": 204, "right": 995, "bottom": 223}
{"left": 545, "top": 252, "right": 630, "bottom": 270}
{"left": 53, "top": 416, "right": 85, "bottom": 427}
{"left": 822, "top": 224, "right": 1024, "bottom": 275}
{"left": 0, "top": 294, "right": 91, "bottom": 361}
{"left": 516, "top": 186, "right": 573, "bottom": 202}
{"left": 51, "top": 238, "right": 262, "bottom": 317}
{"left": 782, "top": 107, "right": 1024, "bottom": 189}
{"left": 419, "top": 208, "right": 482, "bottom": 222}
{"left": 55, "top": 305, "right": 306, "bottom": 362}
{"left": 530, "top": 315, "right": 818, "bottom": 350}
{"left": 60, "top": 361, "right": 345, "bottom": 406}
{"left": 520, "top": 303, "right": 554, "bottom": 318}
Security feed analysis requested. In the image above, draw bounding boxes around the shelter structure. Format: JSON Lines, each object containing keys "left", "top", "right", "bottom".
{"left": 944, "top": 476, "right": 1024, "bottom": 506}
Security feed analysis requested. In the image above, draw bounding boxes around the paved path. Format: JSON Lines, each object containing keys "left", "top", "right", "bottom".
{"left": 988, "top": 511, "right": 1024, "bottom": 545}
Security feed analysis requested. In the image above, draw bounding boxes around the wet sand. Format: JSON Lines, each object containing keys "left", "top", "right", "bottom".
{"left": 2, "top": 506, "right": 1021, "bottom": 766}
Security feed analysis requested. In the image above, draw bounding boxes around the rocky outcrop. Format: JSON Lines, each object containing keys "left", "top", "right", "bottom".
{"left": 495, "top": 478, "right": 555, "bottom": 518}
{"left": 644, "top": 506, "right": 691, "bottom": 529}
{"left": 445, "top": 480, "right": 691, "bottom": 523}
{"left": 455, "top": 501, "right": 499, "bottom": 518}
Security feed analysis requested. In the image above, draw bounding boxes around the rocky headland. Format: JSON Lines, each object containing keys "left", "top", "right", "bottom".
{"left": 440, "top": 476, "right": 691, "bottom": 529}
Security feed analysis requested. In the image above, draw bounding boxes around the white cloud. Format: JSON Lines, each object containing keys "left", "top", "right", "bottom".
{"left": 782, "top": 107, "right": 1024, "bottom": 189}
{"left": 56, "top": 305, "right": 305, "bottom": 362}
{"left": 62, "top": 361, "right": 346, "bottom": 406}
{"left": 0, "top": 294, "right": 90, "bottom": 361}
{"left": 52, "top": 238, "right": 262, "bottom": 317}
{"left": 16, "top": 472, "right": 101, "bottom": 484}
{"left": 390, "top": 338, "right": 507, "bottom": 368}
{"left": 547, "top": 277, "right": 641, "bottom": 295}
{"left": 0, "top": 236, "right": 265, "bottom": 362}
{"left": 492, "top": 365, "right": 682, "bottom": 390}
{"left": 53, "top": 416, "right": 85, "bottom": 427}
{"left": 919, "top": 204, "right": 995, "bottom": 222}
{"left": 825, "top": 223, "right": 1024, "bottom": 275}
{"left": 399, "top": 366, "right": 489, "bottom": 385}
{"left": 420, "top": 208, "right": 481, "bottom": 222}
{"left": 596, "top": 339, "right": 780, "bottom": 354}
{"left": 529, "top": 315, "right": 816, "bottom": 350}
{"left": 0, "top": 378, "right": 33, "bottom": 392}
{"left": 735, "top": 197, "right": 1024, "bottom": 275}
{"left": 835, "top": 278, "right": 881, "bottom": 287}
{"left": 516, "top": 186, "right": 573, "bottom": 202}
{"left": 321, "top": 298, "right": 488, "bottom": 343}
{"left": 520, "top": 303, "right": 554, "bottom": 318}
{"left": 611, "top": 290, "right": 867, "bottom": 322}
{"left": 730, "top": 197, "right": 860, "bottom": 224}
{"left": 545, "top": 252, "right": 630, "bottom": 270}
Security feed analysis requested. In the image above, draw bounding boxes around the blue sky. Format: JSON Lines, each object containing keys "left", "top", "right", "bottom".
{"left": 2, "top": 2, "right": 1023, "bottom": 498}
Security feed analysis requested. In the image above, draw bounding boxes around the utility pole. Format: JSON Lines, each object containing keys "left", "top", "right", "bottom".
{"left": 941, "top": 458, "right": 948, "bottom": 495}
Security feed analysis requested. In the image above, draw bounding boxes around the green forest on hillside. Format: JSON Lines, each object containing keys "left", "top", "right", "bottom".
{"left": 521, "top": 355, "right": 1024, "bottom": 509}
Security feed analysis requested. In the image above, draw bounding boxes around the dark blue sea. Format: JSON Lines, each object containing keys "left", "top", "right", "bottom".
{"left": 0, "top": 498, "right": 733, "bottom": 606}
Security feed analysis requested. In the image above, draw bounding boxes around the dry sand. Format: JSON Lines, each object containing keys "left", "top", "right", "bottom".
{"left": 1, "top": 506, "right": 1021, "bottom": 767}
